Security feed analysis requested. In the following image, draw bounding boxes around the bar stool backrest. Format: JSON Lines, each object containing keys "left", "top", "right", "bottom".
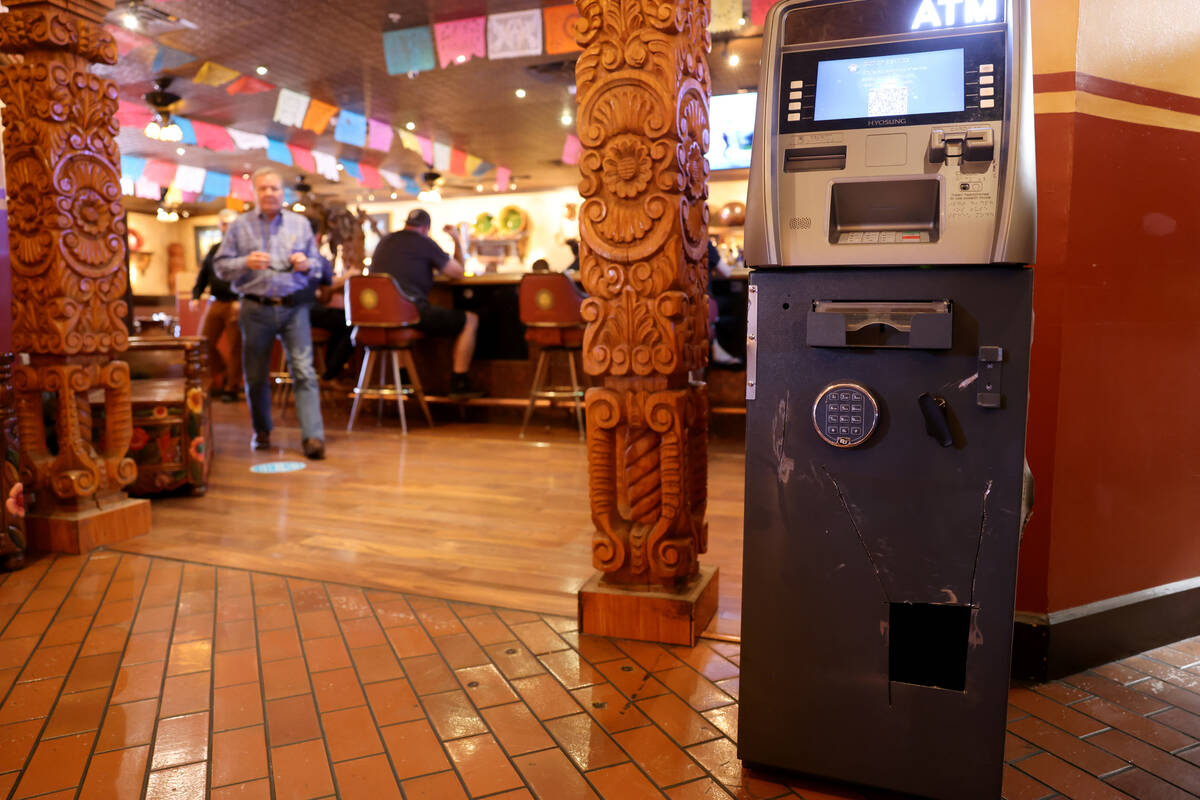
{"left": 345, "top": 275, "right": 421, "bottom": 328}
{"left": 518, "top": 273, "right": 584, "bottom": 328}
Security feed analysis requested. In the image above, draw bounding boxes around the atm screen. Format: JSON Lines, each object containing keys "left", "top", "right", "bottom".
{"left": 813, "top": 48, "right": 965, "bottom": 121}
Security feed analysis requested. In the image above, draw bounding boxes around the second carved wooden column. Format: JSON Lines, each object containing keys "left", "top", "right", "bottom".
{"left": 574, "top": 0, "right": 717, "bottom": 645}
{"left": 0, "top": 0, "right": 151, "bottom": 552}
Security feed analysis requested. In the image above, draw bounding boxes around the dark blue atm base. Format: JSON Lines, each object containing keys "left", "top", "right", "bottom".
{"left": 739, "top": 266, "right": 1033, "bottom": 800}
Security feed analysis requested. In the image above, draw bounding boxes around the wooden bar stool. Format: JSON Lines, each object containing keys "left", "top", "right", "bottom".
{"left": 518, "top": 273, "right": 586, "bottom": 440}
{"left": 345, "top": 275, "right": 433, "bottom": 434}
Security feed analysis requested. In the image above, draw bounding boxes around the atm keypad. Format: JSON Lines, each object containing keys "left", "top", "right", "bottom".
{"left": 813, "top": 383, "right": 880, "bottom": 448}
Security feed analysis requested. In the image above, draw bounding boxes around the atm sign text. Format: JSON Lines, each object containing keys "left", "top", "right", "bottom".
{"left": 911, "top": 0, "right": 999, "bottom": 29}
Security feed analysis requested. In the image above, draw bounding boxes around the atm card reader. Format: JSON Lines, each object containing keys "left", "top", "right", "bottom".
{"left": 929, "top": 128, "right": 995, "bottom": 164}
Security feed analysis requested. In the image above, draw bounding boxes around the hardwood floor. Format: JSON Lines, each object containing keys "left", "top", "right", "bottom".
{"left": 113, "top": 400, "right": 747, "bottom": 637}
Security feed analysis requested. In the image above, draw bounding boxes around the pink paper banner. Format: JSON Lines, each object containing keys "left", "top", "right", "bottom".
{"left": 367, "top": 120, "right": 394, "bottom": 153}
{"left": 496, "top": 166, "right": 512, "bottom": 192}
{"left": 142, "top": 159, "right": 177, "bottom": 187}
{"left": 751, "top": 0, "right": 775, "bottom": 26}
{"left": 116, "top": 100, "right": 153, "bottom": 129}
{"left": 414, "top": 135, "right": 434, "bottom": 167}
{"left": 433, "top": 17, "right": 487, "bottom": 68}
{"left": 561, "top": 133, "right": 582, "bottom": 165}
{"left": 230, "top": 175, "right": 255, "bottom": 203}
{"left": 287, "top": 144, "right": 316, "bottom": 174}
{"left": 358, "top": 164, "right": 384, "bottom": 189}
{"left": 190, "top": 120, "right": 235, "bottom": 151}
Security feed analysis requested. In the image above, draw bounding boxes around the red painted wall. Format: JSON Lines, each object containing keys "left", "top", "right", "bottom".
{"left": 1017, "top": 111, "right": 1200, "bottom": 614}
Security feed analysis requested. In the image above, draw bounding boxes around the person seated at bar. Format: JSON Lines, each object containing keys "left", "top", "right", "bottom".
{"left": 215, "top": 167, "right": 327, "bottom": 459}
{"left": 369, "top": 208, "right": 484, "bottom": 398}
{"left": 190, "top": 208, "right": 242, "bottom": 402}
{"left": 310, "top": 266, "right": 362, "bottom": 387}
{"left": 708, "top": 240, "right": 743, "bottom": 368}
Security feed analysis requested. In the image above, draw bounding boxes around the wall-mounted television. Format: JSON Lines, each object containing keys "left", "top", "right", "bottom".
{"left": 709, "top": 92, "right": 757, "bottom": 171}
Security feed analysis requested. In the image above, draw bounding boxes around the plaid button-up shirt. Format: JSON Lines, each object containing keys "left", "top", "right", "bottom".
{"left": 214, "top": 208, "right": 326, "bottom": 298}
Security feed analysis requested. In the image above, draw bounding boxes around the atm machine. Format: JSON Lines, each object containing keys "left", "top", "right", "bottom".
{"left": 739, "top": 1, "right": 1035, "bottom": 798}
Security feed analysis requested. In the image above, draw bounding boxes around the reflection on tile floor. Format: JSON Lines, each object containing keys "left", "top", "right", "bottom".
{"left": 0, "top": 552, "right": 1199, "bottom": 799}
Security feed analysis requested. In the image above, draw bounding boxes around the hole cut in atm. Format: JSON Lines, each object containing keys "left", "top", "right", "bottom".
{"left": 829, "top": 178, "right": 940, "bottom": 245}
{"left": 889, "top": 602, "right": 970, "bottom": 691}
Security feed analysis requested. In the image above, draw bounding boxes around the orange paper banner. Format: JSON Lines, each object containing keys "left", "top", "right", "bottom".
{"left": 302, "top": 99, "right": 338, "bottom": 135}
{"left": 543, "top": 5, "right": 582, "bottom": 54}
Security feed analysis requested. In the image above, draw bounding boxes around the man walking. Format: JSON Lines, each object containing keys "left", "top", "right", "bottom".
{"left": 215, "top": 167, "right": 327, "bottom": 459}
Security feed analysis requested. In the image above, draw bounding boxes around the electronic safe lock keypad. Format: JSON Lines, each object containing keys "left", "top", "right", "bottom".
{"left": 812, "top": 382, "right": 878, "bottom": 447}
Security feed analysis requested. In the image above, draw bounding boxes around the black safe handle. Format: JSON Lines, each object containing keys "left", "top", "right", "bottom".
{"left": 918, "top": 393, "right": 954, "bottom": 448}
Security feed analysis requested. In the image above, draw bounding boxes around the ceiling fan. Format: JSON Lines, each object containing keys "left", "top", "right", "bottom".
{"left": 113, "top": 0, "right": 197, "bottom": 35}
{"left": 142, "top": 77, "right": 184, "bottom": 141}
{"left": 420, "top": 169, "right": 531, "bottom": 196}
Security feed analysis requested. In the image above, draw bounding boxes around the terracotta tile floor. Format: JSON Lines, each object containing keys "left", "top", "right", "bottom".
{"left": 1, "top": 552, "right": 1199, "bottom": 799}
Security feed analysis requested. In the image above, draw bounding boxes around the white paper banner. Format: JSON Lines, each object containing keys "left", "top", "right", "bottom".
{"left": 433, "top": 141, "right": 451, "bottom": 172}
{"left": 710, "top": 0, "right": 743, "bottom": 32}
{"left": 312, "top": 150, "right": 340, "bottom": 181}
{"left": 487, "top": 9, "right": 543, "bottom": 59}
{"left": 120, "top": 176, "right": 134, "bottom": 196}
{"left": 134, "top": 176, "right": 161, "bottom": 200}
{"left": 273, "top": 88, "right": 310, "bottom": 128}
{"left": 228, "top": 129, "right": 269, "bottom": 150}
{"left": 378, "top": 169, "right": 403, "bottom": 188}
{"left": 173, "top": 165, "right": 207, "bottom": 193}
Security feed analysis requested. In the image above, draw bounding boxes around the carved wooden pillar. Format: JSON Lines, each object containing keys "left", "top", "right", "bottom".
{"left": 574, "top": 0, "right": 717, "bottom": 645}
{"left": 0, "top": 0, "right": 150, "bottom": 552}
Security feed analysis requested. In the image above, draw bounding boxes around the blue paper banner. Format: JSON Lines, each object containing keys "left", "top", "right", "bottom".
{"left": 174, "top": 117, "right": 197, "bottom": 146}
{"left": 266, "top": 138, "right": 293, "bottom": 166}
{"left": 120, "top": 156, "right": 147, "bottom": 181}
{"left": 471, "top": 160, "right": 494, "bottom": 177}
{"left": 153, "top": 45, "right": 195, "bottom": 73}
{"left": 202, "top": 171, "right": 231, "bottom": 198}
{"left": 383, "top": 27, "right": 436, "bottom": 75}
{"left": 340, "top": 159, "right": 363, "bottom": 181}
{"left": 401, "top": 175, "right": 421, "bottom": 196}
{"left": 334, "top": 110, "right": 367, "bottom": 147}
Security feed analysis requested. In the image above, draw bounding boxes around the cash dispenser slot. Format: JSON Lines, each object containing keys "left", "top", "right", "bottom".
{"left": 784, "top": 145, "right": 847, "bottom": 172}
{"left": 807, "top": 299, "right": 953, "bottom": 349}
{"left": 828, "top": 178, "right": 940, "bottom": 244}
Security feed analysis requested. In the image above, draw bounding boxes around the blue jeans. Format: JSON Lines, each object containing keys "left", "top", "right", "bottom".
{"left": 239, "top": 300, "right": 324, "bottom": 442}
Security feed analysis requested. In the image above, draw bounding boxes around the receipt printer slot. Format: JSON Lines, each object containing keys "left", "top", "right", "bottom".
{"left": 784, "top": 145, "right": 847, "bottom": 172}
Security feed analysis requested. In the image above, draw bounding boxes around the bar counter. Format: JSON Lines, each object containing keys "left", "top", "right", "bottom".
{"left": 414, "top": 270, "right": 749, "bottom": 412}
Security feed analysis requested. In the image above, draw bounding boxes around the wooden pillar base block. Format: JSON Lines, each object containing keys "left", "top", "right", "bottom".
{"left": 579, "top": 566, "right": 719, "bottom": 647}
{"left": 27, "top": 498, "right": 151, "bottom": 555}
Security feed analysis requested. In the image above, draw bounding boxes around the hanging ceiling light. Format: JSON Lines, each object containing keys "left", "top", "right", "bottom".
{"left": 144, "top": 111, "right": 183, "bottom": 142}
{"left": 143, "top": 77, "right": 182, "bottom": 142}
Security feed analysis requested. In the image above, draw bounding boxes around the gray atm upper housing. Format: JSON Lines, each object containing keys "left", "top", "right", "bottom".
{"left": 744, "top": 0, "right": 1036, "bottom": 267}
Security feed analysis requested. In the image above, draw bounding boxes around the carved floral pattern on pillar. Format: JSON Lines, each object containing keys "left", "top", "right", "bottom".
{"left": 0, "top": 2, "right": 137, "bottom": 514}
{"left": 575, "top": 0, "right": 710, "bottom": 588}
